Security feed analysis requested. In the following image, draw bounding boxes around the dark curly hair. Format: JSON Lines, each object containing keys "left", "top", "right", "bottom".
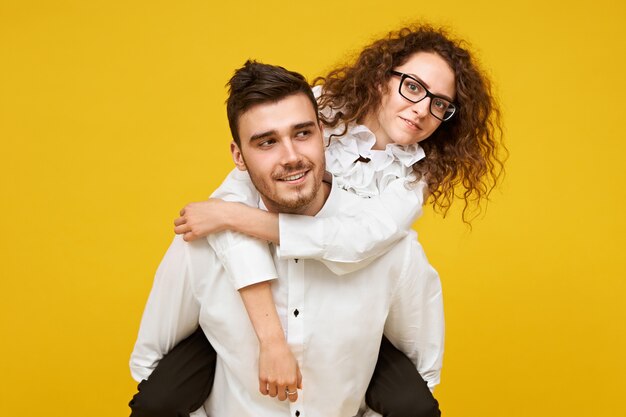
{"left": 313, "top": 24, "right": 506, "bottom": 222}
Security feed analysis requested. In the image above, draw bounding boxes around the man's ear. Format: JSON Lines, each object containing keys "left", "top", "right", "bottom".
{"left": 230, "top": 141, "right": 247, "bottom": 171}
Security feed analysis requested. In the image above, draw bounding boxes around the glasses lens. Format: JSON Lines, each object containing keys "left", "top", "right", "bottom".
{"left": 430, "top": 98, "right": 455, "bottom": 121}
{"left": 397, "top": 73, "right": 456, "bottom": 121}
{"left": 400, "top": 77, "right": 427, "bottom": 102}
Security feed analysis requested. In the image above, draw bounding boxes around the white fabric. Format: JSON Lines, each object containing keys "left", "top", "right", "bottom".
{"left": 323, "top": 122, "right": 424, "bottom": 197}
{"left": 209, "top": 123, "right": 427, "bottom": 289}
{"left": 313, "top": 84, "right": 425, "bottom": 197}
{"left": 130, "top": 178, "right": 444, "bottom": 417}
{"left": 208, "top": 169, "right": 278, "bottom": 289}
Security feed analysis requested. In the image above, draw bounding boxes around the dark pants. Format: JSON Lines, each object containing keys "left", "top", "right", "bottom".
{"left": 129, "top": 328, "right": 440, "bottom": 417}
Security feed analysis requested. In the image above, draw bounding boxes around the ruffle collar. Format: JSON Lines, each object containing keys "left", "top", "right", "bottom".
{"left": 324, "top": 122, "right": 425, "bottom": 197}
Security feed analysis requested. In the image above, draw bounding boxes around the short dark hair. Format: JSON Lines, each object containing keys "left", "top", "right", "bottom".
{"left": 226, "top": 60, "right": 319, "bottom": 145}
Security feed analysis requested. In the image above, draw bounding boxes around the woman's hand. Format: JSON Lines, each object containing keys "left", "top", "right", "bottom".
{"left": 174, "top": 199, "right": 233, "bottom": 241}
{"left": 258, "top": 338, "right": 302, "bottom": 403}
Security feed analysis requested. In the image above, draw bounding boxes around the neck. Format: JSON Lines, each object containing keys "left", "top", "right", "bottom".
{"left": 360, "top": 111, "right": 389, "bottom": 150}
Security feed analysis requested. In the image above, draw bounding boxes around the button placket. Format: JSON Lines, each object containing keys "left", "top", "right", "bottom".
{"left": 287, "top": 258, "right": 305, "bottom": 346}
{"left": 287, "top": 258, "right": 305, "bottom": 417}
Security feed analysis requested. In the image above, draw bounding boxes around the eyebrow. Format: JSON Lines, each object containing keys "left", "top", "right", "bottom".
{"left": 249, "top": 130, "right": 276, "bottom": 142}
{"left": 249, "top": 120, "right": 317, "bottom": 142}
{"left": 407, "top": 73, "right": 455, "bottom": 103}
{"left": 293, "top": 121, "right": 316, "bottom": 130}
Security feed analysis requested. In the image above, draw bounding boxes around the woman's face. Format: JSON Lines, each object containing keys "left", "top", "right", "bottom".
{"left": 365, "top": 51, "right": 456, "bottom": 149}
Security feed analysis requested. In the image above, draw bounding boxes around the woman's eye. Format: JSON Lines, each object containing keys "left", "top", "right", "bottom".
{"left": 403, "top": 78, "right": 423, "bottom": 94}
{"left": 433, "top": 99, "right": 447, "bottom": 110}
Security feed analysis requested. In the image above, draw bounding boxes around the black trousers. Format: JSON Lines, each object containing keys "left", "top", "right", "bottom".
{"left": 129, "top": 328, "right": 440, "bottom": 417}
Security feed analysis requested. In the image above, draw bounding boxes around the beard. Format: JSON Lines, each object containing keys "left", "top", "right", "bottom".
{"left": 248, "top": 159, "right": 324, "bottom": 214}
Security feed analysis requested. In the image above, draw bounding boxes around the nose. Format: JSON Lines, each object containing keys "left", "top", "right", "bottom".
{"left": 411, "top": 97, "right": 430, "bottom": 118}
{"left": 280, "top": 139, "right": 301, "bottom": 165}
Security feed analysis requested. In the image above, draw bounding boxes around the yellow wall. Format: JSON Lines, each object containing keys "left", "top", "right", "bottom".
{"left": 1, "top": 1, "right": 624, "bottom": 415}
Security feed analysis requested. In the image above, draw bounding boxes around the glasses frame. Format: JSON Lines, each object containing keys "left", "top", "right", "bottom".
{"left": 390, "top": 70, "right": 457, "bottom": 121}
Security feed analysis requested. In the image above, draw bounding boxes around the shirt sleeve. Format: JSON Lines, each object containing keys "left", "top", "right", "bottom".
{"left": 383, "top": 235, "right": 445, "bottom": 391}
{"left": 207, "top": 169, "right": 278, "bottom": 290}
{"left": 129, "top": 236, "right": 202, "bottom": 382}
{"left": 278, "top": 177, "right": 426, "bottom": 274}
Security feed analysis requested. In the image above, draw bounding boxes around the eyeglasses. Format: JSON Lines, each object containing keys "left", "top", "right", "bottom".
{"left": 390, "top": 70, "right": 457, "bottom": 121}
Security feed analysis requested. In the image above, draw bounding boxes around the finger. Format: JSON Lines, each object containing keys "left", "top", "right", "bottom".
{"left": 184, "top": 230, "right": 203, "bottom": 242}
{"left": 297, "top": 368, "right": 303, "bottom": 389}
{"left": 268, "top": 382, "right": 278, "bottom": 398}
{"left": 174, "top": 217, "right": 186, "bottom": 226}
{"left": 277, "top": 383, "right": 287, "bottom": 401}
{"left": 174, "top": 224, "right": 190, "bottom": 235}
{"left": 286, "top": 386, "right": 298, "bottom": 403}
{"left": 179, "top": 207, "right": 186, "bottom": 216}
{"left": 259, "top": 379, "right": 269, "bottom": 396}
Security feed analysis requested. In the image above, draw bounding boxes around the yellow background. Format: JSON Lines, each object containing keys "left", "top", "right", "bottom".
{"left": 1, "top": 1, "right": 625, "bottom": 415}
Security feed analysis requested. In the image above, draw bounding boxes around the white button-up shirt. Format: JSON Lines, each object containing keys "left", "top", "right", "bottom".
{"left": 209, "top": 167, "right": 427, "bottom": 289}
{"left": 130, "top": 179, "right": 444, "bottom": 417}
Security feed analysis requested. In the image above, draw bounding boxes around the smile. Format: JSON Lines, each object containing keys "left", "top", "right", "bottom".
{"left": 400, "top": 117, "right": 421, "bottom": 130}
{"left": 278, "top": 171, "right": 307, "bottom": 182}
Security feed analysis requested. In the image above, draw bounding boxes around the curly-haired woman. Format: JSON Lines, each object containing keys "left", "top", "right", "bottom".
{"left": 130, "top": 24, "right": 505, "bottom": 417}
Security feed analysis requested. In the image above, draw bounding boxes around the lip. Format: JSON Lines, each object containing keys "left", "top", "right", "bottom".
{"left": 277, "top": 170, "right": 309, "bottom": 185}
{"left": 399, "top": 116, "right": 422, "bottom": 131}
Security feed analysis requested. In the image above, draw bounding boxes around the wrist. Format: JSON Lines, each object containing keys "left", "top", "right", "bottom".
{"left": 228, "top": 204, "right": 260, "bottom": 235}
{"left": 258, "top": 328, "right": 287, "bottom": 346}
{"left": 221, "top": 201, "right": 240, "bottom": 232}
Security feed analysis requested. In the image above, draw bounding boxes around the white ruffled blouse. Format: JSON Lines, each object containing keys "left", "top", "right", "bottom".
{"left": 324, "top": 122, "right": 426, "bottom": 198}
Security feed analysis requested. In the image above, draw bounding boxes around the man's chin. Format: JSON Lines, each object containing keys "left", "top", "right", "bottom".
{"left": 269, "top": 190, "right": 318, "bottom": 213}
{"left": 275, "top": 196, "right": 314, "bottom": 212}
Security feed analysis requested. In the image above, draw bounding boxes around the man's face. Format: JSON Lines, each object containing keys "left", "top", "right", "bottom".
{"left": 231, "top": 93, "right": 326, "bottom": 215}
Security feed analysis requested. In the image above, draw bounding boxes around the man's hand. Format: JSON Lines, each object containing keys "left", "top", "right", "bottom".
{"left": 258, "top": 339, "right": 302, "bottom": 403}
{"left": 174, "top": 199, "right": 232, "bottom": 241}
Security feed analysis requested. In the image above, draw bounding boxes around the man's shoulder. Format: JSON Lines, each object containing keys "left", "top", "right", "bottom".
{"left": 159, "top": 235, "right": 217, "bottom": 282}
{"left": 398, "top": 232, "right": 440, "bottom": 286}
{"left": 369, "top": 231, "right": 428, "bottom": 280}
{"left": 386, "top": 232, "right": 419, "bottom": 263}
{"left": 164, "top": 234, "right": 210, "bottom": 256}
{"left": 317, "top": 179, "right": 362, "bottom": 217}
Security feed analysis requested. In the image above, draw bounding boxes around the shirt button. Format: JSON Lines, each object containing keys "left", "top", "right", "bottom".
{"left": 295, "top": 411, "right": 300, "bottom": 417}
{"left": 294, "top": 309, "right": 300, "bottom": 317}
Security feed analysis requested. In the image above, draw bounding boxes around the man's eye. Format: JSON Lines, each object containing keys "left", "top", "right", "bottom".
{"left": 295, "top": 130, "right": 311, "bottom": 138}
{"left": 259, "top": 139, "right": 276, "bottom": 147}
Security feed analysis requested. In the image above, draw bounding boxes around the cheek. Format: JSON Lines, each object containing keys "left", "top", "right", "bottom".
{"left": 249, "top": 156, "right": 275, "bottom": 179}
{"left": 300, "top": 138, "right": 325, "bottom": 161}
{"left": 384, "top": 94, "right": 407, "bottom": 119}
{"left": 424, "top": 120, "right": 442, "bottom": 137}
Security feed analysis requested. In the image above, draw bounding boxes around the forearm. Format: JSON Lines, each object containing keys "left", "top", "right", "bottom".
{"left": 238, "top": 281, "right": 285, "bottom": 344}
{"left": 239, "top": 281, "right": 302, "bottom": 401}
{"left": 224, "top": 204, "right": 280, "bottom": 244}
{"left": 278, "top": 177, "right": 427, "bottom": 267}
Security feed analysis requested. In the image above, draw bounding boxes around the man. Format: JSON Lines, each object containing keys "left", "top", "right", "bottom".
{"left": 130, "top": 61, "right": 444, "bottom": 417}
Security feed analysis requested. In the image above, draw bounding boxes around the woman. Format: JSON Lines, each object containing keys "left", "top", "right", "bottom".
{"left": 130, "top": 24, "right": 504, "bottom": 417}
